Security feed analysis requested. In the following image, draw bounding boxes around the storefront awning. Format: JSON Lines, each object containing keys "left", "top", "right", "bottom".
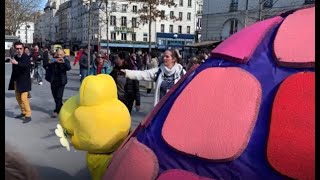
{"left": 186, "top": 40, "right": 221, "bottom": 47}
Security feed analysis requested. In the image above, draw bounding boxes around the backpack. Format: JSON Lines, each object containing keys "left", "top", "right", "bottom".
{"left": 154, "top": 68, "right": 185, "bottom": 82}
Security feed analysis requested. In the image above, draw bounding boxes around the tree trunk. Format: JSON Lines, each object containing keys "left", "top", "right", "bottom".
{"left": 148, "top": 4, "right": 152, "bottom": 57}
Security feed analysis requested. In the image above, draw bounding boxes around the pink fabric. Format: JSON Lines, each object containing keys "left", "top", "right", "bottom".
{"left": 211, "top": 16, "right": 283, "bottom": 63}
{"left": 162, "top": 67, "right": 262, "bottom": 161}
{"left": 141, "top": 65, "right": 198, "bottom": 127}
{"left": 274, "top": 7, "right": 315, "bottom": 68}
{"left": 267, "top": 72, "right": 315, "bottom": 180}
{"left": 157, "top": 169, "right": 214, "bottom": 180}
{"left": 103, "top": 138, "right": 159, "bottom": 180}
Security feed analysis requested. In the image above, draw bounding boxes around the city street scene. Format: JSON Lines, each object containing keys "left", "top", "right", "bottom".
{"left": 5, "top": 0, "right": 314, "bottom": 180}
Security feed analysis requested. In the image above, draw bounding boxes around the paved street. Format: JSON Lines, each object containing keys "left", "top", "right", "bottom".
{"left": 5, "top": 58, "right": 154, "bottom": 180}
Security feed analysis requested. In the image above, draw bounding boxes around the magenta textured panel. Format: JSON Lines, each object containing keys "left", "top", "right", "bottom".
{"left": 274, "top": 7, "right": 315, "bottom": 68}
{"left": 162, "top": 67, "right": 261, "bottom": 161}
{"left": 211, "top": 16, "right": 283, "bottom": 63}
{"left": 267, "top": 72, "right": 315, "bottom": 180}
{"left": 103, "top": 138, "right": 159, "bottom": 180}
{"left": 157, "top": 169, "right": 214, "bottom": 180}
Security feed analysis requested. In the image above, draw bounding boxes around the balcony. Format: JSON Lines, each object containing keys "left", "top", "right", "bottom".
{"left": 229, "top": 2, "right": 238, "bottom": 12}
{"left": 305, "top": 0, "right": 314, "bottom": 4}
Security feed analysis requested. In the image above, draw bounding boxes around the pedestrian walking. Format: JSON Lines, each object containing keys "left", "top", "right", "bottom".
{"left": 110, "top": 51, "right": 141, "bottom": 113}
{"left": 46, "top": 49, "right": 71, "bottom": 118}
{"left": 121, "top": 49, "right": 186, "bottom": 106}
{"left": 31, "top": 45, "right": 44, "bottom": 85}
{"left": 79, "top": 48, "right": 89, "bottom": 82}
{"left": 89, "top": 53, "right": 112, "bottom": 75}
{"left": 8, "top": 41, "right": 32, "bottom": 123}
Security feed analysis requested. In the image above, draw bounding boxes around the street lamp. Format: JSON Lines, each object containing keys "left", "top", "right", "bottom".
{"left": 25, "top": 24, "right": 30, "bottom": 45}
{"left": 82, "top": 0, "right": 96, "bottom": 72}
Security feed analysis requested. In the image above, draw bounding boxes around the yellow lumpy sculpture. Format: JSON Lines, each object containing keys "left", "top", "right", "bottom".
{"left": 58, "top": 74, "right": 131, "bottom": 180}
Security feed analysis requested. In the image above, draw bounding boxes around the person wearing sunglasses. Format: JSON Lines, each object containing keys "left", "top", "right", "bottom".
{"left": 46, "top": 49, "right": 71, "bottom": 118}
{"left": 8, "top": 41, "right": 33, "bottom": 123}
{"left": 89, "top": 53, "right": 112, "bottom": 75}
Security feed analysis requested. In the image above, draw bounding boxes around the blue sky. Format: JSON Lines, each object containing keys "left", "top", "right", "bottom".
{"left": 39, "top": 0, "right": 47, "bottom": 9}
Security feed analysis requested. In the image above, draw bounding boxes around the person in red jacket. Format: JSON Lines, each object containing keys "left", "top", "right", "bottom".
{"left": 73, "top": 48, "right": 83, "bottom": 66}
{"left": 73, "top": 48, "right": 83, "bottom": 76}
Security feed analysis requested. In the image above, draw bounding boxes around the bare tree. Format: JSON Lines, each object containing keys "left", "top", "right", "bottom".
{"left": 5, "top": 0, "right": 42, "bottom": 35}
{"left": 128, "top": 0, "right": 177, "bottom": 55}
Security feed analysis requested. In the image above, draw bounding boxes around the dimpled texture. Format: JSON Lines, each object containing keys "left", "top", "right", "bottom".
{"left": 103, "top": 138, "right": 159, "bottom": 180}
{"left": 162, "top": 67, "right": 262, "bottom": 161}
{"left": 274, "top": 7, "right": 315, "bottom": 68}
{"left": 157, "top": 169, "right": 214, "bottom": 180}
{"left": 212, "top": 16, "right": 283, "bottom": 63}
{"left": 267, "top": 72, "right": 315, "bottom": 180}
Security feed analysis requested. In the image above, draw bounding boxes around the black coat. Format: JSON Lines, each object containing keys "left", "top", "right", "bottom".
{"left": 46, "top": 58, "right": 71, "bottom": 86}
{"left": 8, "top": 54, "right": 32, "bottom": 93}
{"left": 110, "top": 67, "right": 140, "bottom": 106}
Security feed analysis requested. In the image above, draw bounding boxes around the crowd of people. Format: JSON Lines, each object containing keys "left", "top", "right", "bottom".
{"left": 8, "top": 41, "right": 210, "bottom": 122}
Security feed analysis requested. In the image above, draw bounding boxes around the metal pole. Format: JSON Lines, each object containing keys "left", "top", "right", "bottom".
{"left": 26, "top": 25, "right": 28, "bottom": 44}
{"left": 87, "top": 0, "right": 91, "bottom": 72}
{"left": 244, "top": 0, "right": 249, "bottom": 27}
{"left": 106, "top": 0, "right": 110, "bottom": 57}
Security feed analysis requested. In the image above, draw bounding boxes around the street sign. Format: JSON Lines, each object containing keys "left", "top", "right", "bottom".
{"left": 114, "top": 27, "right": 134, "bottom": 33}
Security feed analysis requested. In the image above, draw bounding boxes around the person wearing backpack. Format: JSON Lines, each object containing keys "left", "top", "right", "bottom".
{"left": 121, "top": 49, "right": 186, "bottom": 106}
{"left": 89, "top": 53, "right": 112, "bottom": 75}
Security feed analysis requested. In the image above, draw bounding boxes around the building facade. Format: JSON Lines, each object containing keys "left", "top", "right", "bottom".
{"left": 35, "top": 0, "right": 203, "bottom": 52}
{"left": 201, "top": 0, "right": 314, "bottom": 41}
{"left": 15, "top": 22, "right": 35, "bottom": 45}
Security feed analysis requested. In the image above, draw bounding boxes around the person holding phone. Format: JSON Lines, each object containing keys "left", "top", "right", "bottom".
{"left": 46, "top": 49, "right": 71, "bottom": 118}
{"left": 8, "top": 41, "right": 32, "bottom": 123}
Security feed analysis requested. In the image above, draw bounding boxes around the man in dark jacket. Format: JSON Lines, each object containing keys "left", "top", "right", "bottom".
{"left": 8, "top": 41, "right": 32, "bottom": 123}
{"left": 79, "top": 48, "right": 89, "bottom": 82}
{"left": 42, "top": 47, "right": 49, "bottom": 68}
{"left": 47, "top": 49, "right": 71, "bottom": 118}
{"left": 110, "top": 51, "right": 140, "bottom": 113}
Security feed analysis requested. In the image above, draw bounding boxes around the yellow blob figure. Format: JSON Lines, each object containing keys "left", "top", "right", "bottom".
{"left": 58, "top": 74, "right": 131, "bottom": 180}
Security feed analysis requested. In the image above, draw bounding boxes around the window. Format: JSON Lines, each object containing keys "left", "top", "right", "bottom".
{"left": 161, "top": 24, "right": 165, "bottom": 32}
{"left": 121, "top": 16, "right": 127, "bottom": 27}
{"left": 121, "top": 33, "right": 127, "bottom": 40}
{"left": 132, "top": 17, "right": 137, "bottom": 28}
{"left": 263, "top": 0, "right": 273, "bottom": 8}
{"left": 132, "top": 33, "right": 136, "bottom": 41}
{"left": 111, "top": 2, "right": 117, "bottom": 12}
{"left": 187, "top": 26, "right": 190, "bottom": 34}
{"left": 179, "top": 12, "right": 183, "bottom": 20}
{"left": 170, "top": 11, "right": 174, "bottom": 19}
{"left": 187, "top": 13, "right": 191, "bottom": 20}
{"left": 188, "top": 0, "right": 192, "bottom": 7}
{"left": 122, "top": 4, "right": 128, "bottom": 12}
{"left": 111, "top": 32, "right": 116, "bottom": 40}
{"left": 133, "top": 5, "right": 137, "bottom": 13}
{"left": 179, "top": 0, "right": 183, "bottom": 6}
{"left": 230, "top": 0, "right": 238, "bottom": 12}
{"left": 18, "top": 31, "right": 20, "bottom": 34}
{"left": 169, "top": 25, "right": 173, "bottom": 33}
{"left": 161, "top": 10, "right": 165, "bottom": 19}
{"left": 305, "top": 0, "right": 315, "bottom": 4}
{"left": 110, "top": 16, "right": 116, "bottom": 26}
{"left": 143, "top": 33, "right": 148, "bottom": 42}
{"left": 178, "top": 26, "right": 182, "bottom": 33}
{"left": 230, "top": 19, "right": 238, "bottom": 35}
{"left": 160, "top": 0, "right": 165, "bottom": 4}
